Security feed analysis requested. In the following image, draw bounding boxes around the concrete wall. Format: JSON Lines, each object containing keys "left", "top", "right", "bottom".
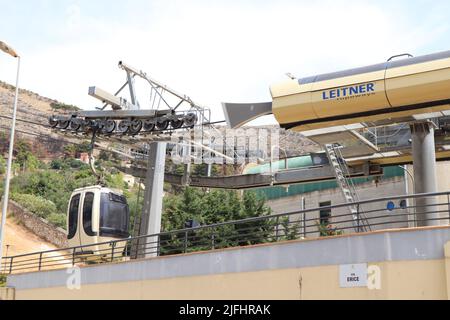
{"left": 7, "top": 200, "right": 68, "bottom": 248}
{"left": 267, "top": 176, "right": 406, "bottom": 215}
{"left": 267, "top": 176, "right": 410, "bottom": 235}
{"left": 0, "top": 287, "right": 15, "bottom": 300}
{"left": 7, "top": 226, "right": 450, "bottom": 300}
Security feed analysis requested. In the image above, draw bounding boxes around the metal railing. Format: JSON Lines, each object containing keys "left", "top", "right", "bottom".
{"left": 2, "top": 191, "right": 450, "bottom": 275}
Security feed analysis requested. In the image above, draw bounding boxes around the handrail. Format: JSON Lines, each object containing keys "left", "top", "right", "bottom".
{"left": 3, "top": 190, "right": 450, "bottom": 274}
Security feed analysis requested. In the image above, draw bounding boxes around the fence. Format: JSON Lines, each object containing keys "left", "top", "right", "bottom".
{"left": 2, "top": 191, "right": 450, "bottom": 274}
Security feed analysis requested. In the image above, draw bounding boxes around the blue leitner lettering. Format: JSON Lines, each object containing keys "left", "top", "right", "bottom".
{"left": 322, "top": 83, "right": 375, "bottom": 100}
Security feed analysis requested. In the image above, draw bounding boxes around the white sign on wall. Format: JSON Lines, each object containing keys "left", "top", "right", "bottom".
{"left": 339, "top": 263, "right": 368, "bottom": 288}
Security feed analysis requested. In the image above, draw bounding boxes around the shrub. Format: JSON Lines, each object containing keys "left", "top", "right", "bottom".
{"left": 50, "top": 102, "right": 80, "bottom": 112}
{"left": 50, "top": 159, "right": 66, "bottom": 170}
{"left": 10, "top": 193, "right": 58, "bottom": 219}
{"left": 47, "top": 213, "right": 66, "bottom": 229}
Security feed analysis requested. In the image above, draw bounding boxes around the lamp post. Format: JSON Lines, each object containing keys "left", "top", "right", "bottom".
{"left": 0, "top": 40, "right": 20, "bottom": 269}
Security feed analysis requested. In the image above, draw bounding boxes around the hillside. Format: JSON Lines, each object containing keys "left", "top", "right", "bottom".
{"left": 0, "top": 81, "right": 79, "bottom": 160}
{"left": 2, "top": 215, "right": 58, "bottom": 257}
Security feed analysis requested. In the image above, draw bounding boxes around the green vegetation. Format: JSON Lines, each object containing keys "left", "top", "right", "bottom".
{"left": 50, "top": 102, "right": 80, "bottom": 112}
{"left": 0, "top": 135, "right": 47, "bottom": 172}
{"left": 62, "top": 142, "right": 91, "bottom": 159}
{"left": 316, "top": 221, "right": 344, "bottom": 237}
{"left": 10, "top": 193, "right": 58, "bottom": 219}
{"left": 2, "top": 138, "right": 279, "bottom": 250}
{"left": 49, "top": 158, "right": 89, "bottom": 171}
{"left": 162, "top": 188, "right": 271, "bottom": 230}
{"left": 0, "top": 155, "right": 5, "bottom": 175}
{"left": 0, "top": 274, "right": 6, "bottom": 287}
{"left": 14, "top": 140, "right": 43, "bottom": 171}
{"left": 157, "top": 188, "right": 275, "bottom": 255}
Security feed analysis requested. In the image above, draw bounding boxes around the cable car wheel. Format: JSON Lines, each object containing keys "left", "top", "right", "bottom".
{"left": 143, "top": 119, "right": 156, "bottom": 132}
{"left": 170, "top": 118, "right": 184, "bottom": 129}
{"left": 129, "top": 119, "right": 143, "bottom": 135}
{"left": 156, "top": 119, "right": 170, "bottom": 131}
{"left": 101, "top": 119, "right": 116, "bottom": 135}
{"left": 117, "top": 120, "right": 131, "bottom": 134}
{"left": 70, "top": 118, "right": 82, "bottom": 131}
{"left": 58, "top": 119, "right": 70, "bottom": 129}
{"left": 81, "top": 119, "right": 94, "bottom": 133}
{"left": 184, "top": 113, "right": 198, "bottom": 128}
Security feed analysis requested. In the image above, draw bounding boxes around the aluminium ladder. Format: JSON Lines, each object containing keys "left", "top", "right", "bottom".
{"left": 324, "top": 144, "right": 371, "bottom": 232}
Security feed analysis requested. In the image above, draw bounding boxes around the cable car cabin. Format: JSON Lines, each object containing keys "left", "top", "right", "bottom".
{"left": 67, "top": 186, "right": 130, "bottom": 257}
{"left": 271, "top": 50, "right": 450, "bottom": 131}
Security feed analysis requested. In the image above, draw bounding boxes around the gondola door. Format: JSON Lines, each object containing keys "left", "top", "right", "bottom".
{"left": 67, "top": 193, "right": 81, "bottom": 249}
{"left": 79, "top": 191, "right": 98, "bottom": 253}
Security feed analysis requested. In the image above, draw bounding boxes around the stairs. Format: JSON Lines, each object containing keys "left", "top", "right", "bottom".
{"left": 324, "top": 144, "right": 371, "bottom": 232}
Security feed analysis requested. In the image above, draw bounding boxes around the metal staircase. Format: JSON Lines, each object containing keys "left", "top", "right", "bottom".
{"left": 325, "top": 144, "right": 371, "bottom": 232}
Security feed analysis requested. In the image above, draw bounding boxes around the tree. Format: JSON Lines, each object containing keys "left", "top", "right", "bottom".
{"left": 14, "top": 140, "right": 31, "bottom": 164}
{"left": 23, "top": 154, "right": 40, "bottom": 171}
{"left": 50, "top": 159, "right": 66, "bottom": 170}
{"left": 159, "top": 187, "right": 274, "bottom": 255}
{"left": 10, "top": 168, "right": 97, "bottom": 215}
{"left": 63, "top": 145, "right": 77, "bottom": 159}
{"left": 192, "top": 163, "right": 219, "bottom": 177}
{"left": 13, "top": 139, "right": 42, "bottom": 171}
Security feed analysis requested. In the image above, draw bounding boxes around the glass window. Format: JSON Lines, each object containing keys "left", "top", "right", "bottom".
{"left": 83, "top": 192, "right": 96, "bottom": 237}
{"left": 68, "top": 194, "right": 80, "bottom": 240}
{"left": 319, "top": 201, "right": 332, "bottom": 226}
{"left": 99, "top": 193, "right": 130, "bottom": 238}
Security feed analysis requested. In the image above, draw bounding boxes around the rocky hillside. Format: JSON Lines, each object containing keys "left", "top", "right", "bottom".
{"left": 0, "top": 81, "right": 80, "bottom": 160}
{"left": 212, "top": 124, "right": 320, "bottom": 159}
{"left": 247, "top": 124, "right": 320, "bottom": 157}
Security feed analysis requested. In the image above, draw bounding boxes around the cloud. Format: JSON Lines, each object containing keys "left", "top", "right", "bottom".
{"left": 1, "top": 0, "right": 449, "bottom": 123}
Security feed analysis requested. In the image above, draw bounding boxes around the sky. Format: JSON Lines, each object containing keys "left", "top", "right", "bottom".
{"left": 0, "top": 0, "right": 449, "bottom": 123}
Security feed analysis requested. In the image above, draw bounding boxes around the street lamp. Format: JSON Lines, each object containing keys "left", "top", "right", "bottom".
{"left": 0, "top": 40, "right": 20, "bottom": 269}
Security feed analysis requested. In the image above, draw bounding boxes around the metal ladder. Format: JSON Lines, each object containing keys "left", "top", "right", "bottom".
{"left": 131, "top": 178, "right": 144, "bottom": 238}
{"left": 324, "top": 144, "right": 371, "bottom": 232}
{"left": 129, "top": 178, "right": 144, "bottom": 259}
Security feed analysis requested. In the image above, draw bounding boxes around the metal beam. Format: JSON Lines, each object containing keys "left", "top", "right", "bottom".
{"left": 77, "top": 109, "right": 161, "bottom": 119}
{"left": 121, "top": 163, "right": 383, "bottom": 190}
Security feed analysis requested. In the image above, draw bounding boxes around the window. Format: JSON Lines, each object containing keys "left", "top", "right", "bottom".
{"left": 319, "top": 201, "right": 332, "bottom": 226}
{"left": 99, "top": 193, "right": 130, "bottom": 238}
{"left": 83, "top": 192, "right": 96, "bottom": 237}
{"left": 68, "top": 194, "right": 80, "bottom": 240}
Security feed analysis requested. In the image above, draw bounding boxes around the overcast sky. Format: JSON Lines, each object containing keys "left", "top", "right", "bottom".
{"left": 0, "top": 0, "right": 449, "bottom": 122}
